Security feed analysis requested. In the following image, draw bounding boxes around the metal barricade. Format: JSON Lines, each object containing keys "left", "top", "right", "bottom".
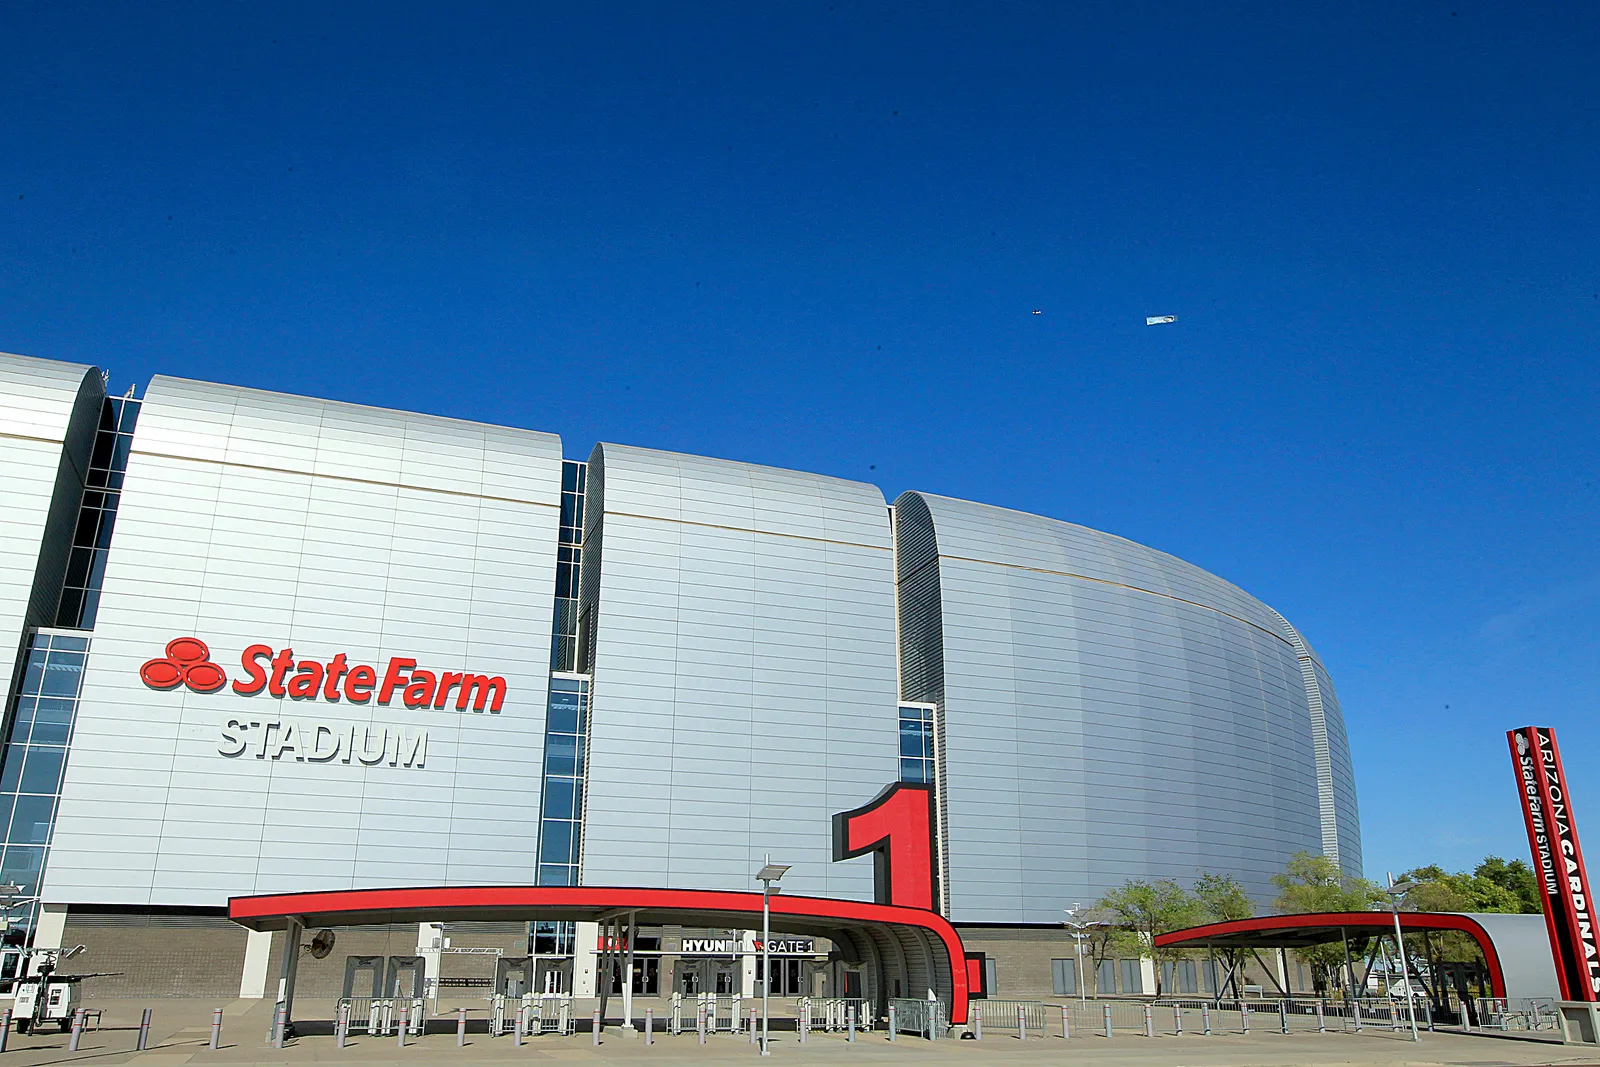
{"left": 889, "top": 998, "right": 945, "bottom": 1038}
{"left": 490, "top": 994, "right": 572, "bottom": 1036}
{"left": 810, "top": 997, "right": 871, "bottom": 1032}
{"left": 972, "top": 999, "right": 1048, "bottom": 1034}
{"left": 1065, "top": 999, "right": 1148, "bottom": 1035}
{"left": 696, "top": 993, "right": 742, "bottom": 1032}
{"left": 338, "top": 997, "right": 426, "bottom": 1036}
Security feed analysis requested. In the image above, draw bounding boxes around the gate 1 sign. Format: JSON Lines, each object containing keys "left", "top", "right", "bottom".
{"left": 1509, "top": 726, "right": 1600, "bottom": 1001}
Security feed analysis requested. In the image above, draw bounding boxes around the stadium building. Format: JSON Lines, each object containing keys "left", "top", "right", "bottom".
{"left": 0, "top": 350, "right": 1359, "bottom": 1010}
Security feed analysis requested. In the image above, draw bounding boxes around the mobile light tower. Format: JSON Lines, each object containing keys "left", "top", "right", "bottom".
{"left": 1062, "top": 904, "right": 1100, "bottom": 1005}
{"left": 756, "top": 857, "right": 791, "bottom": 1057}
{"left": 1384, "top": 875, "right": 1419, "bottom": 1042}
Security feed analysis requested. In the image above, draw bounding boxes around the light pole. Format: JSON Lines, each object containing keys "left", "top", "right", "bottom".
{"left": 756, "top": 857, "right": 791, "bottom": 1057}
{"left": 1063, "top": 904, "right": 1100, "bottom": 1005}
{"left": 1385, "top": 875, "right": 1419, "bottom": 1042}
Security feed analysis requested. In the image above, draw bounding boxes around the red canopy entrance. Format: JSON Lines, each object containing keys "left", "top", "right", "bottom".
{"left": 230, "top": 884, "right": 972, "bottom": 1025}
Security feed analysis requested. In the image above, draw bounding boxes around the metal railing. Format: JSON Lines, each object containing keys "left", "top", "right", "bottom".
{"left": 805, "top": 997, "right": 871, "bottom": 1032}
{"left": 971, "top": 999, "right": 1048, "bottom": 1032}
{"left": 1476, "top": 997, "right": 1559, "bottom": 1032}
{"left": 890, "top": 998, "right": 946, "bottom": 1038}
{"left": 338, "top": 997, "right": 426, "bottom": 1036}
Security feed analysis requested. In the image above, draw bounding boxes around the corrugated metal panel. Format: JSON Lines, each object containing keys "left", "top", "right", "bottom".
{"left": 901, "top": 491, "right": 1345, "bottom": 920}
{"left": 44, "top": 377, "right": 564, "bottom": 906}
{"left": 579, "top": 443, "right": 899, "bottom": 901}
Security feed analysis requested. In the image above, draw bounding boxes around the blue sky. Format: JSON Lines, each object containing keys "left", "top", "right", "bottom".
{"left": 3, "top": 3, "right": 1596, "bottom": 883}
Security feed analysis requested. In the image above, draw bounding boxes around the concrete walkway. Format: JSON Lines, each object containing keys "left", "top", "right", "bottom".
{"left": 0, "top": 1000, "right": 1584, "bottom": 1067}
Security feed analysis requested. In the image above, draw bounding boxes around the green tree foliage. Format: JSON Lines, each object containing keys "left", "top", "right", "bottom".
{"left": 1098, "top": 879, "right": 1202, "bottom": 994}
{"left": 1272, "top": 851, "right": 1385, "bottom": 914}
{"left": 1271, "top": 851, "right": 1383, "bottom": 995}
{"left": 1399, "top": 856, "right": 1542, "bottom": 914}
{"left": 1193, "top": 872, "right": 1253, "bottom": 922}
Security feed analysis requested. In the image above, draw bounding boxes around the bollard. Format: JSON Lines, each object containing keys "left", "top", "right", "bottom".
{"left": 210, "top": 1007, "right": 224, "bottom": 1049}
{"left": 458, "top": 1006, "right": 467, "bottom": 1046}
{"left": 514, "top": 1004, "right": 524, "bottom": 1046}
{"left": 698, "top": 1005, "right": 707, "bottom": 1044}
{"left": 1020, "top": 1004, "right": 1028, "bottom": 1041}
{"left": 888, "top": 1003, "right": 897, "bottom": 1041}
{"left": 1103, "top": 1003, "right": 1113, "bottom": 1040}
{"left": 1061, "top": 1004, "right": 1070, "bottom": 1039}
{"left": 1355, "top": 1003, "right": 1363, "bottom": 1031}
{"left": 1280, "top": 1001, "right": 1289, "bottom": 1034}
{"left": 1242, "top": 1001, "right": 1250, "bottom": 1034}
{"left": 1174, "top": 1003, "right": 1183, "bottom": 1035}
{"left": 397, "top": 1003, "right": 408, "bottom": 1048}
{"left": 336, "top": 1002, "right": 348, "bottom": 1048}
{"left": 749, "top": 1008, "right": 757, "bottom": 1044}
{"left": 68, "top": 1008, "right": 85, "bottom": 1051}
{"left": 272, "top": 1003, "right": 287, "bottom": 1048}
{"left": 0, "top": 1008, "right": 10, "bottom": 1052}
{"left": 974, "top": 1007, "right": 982, "bottom": 1040}
{"left": 646, "top": 1008, "right": 654, "bottom": 1045}
{"left": 1461, "top": 1002, "right": 1472, "bottom": 1032}
{"left": 847, "top": 1005, "right": 856, "bottom": 1042}
{"left": 137, "top": 1007, "right": 154, "bottom": 1051}
{"left": 1202, "top": 1003, "right": 1212, "bottom": 1035}
{"left": 593, "top": 1009, "right": 601, "bottom": 1047}
{"left": 799, "top": 1006, "right": 807, "bottom": 1044}
{"left": 1316, "top": 1001, "right": 1326, "bottom": 1033}
{"left": 1144, "top": 1003, "right": 1154, "bottom": 1038}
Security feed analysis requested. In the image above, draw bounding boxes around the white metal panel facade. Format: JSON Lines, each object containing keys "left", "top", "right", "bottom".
{"left": 579, "top": 443, "right": 899, "bottom": 900}
{"left": 43, "top": 376, "right": 563, "bottom": 906}
{"left": 897, "top": 492, "right": 1333, "bottom": 921}
{"left": 0, "top": 353, "right": 102, "bottom": 703}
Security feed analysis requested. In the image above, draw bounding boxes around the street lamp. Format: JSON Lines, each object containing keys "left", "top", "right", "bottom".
{"left": 1384, "top": 875, "right": 1419, "bottom": 1043}
{"left": 756, "top": 857, "right": 790, "bottom": 1057}
{"left": 1063, "top": 904, "right": 1102, "bottom": 1006}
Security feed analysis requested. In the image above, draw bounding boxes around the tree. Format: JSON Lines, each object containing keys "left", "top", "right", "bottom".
{"left": 1191, "top": 872, "right": 1253, "bottom": 999}
{"left": 1474, "top": 856, "right": 1542, "bottom": 914}
{"left": 1272, "top": 851, "right": 1383, "bottom": 997}
{"left": 1193, "top": 872, "right": 1253, "bottom": 922}
{"left": 1098, "top": 879, "right": 1200, "bottom": 995}
{"left": 1273, "top": 852, "right": 1384, "bottom": 913}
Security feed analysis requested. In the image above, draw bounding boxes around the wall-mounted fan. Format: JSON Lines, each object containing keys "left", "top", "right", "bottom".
{"left": 305, "top": 929, "right": 336, "bottom": 960}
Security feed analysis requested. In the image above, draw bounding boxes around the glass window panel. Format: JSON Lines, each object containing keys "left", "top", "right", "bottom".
{"left": 0, "top": 751, "right": 21, "bottom": 794}
{"left": 537, "top": 863, "right": 575, "bottom": 887}
{"left": 19, "top": 658, "right": 44, "bottom": 696}
{"left": 10, "top": 698, "right": 36, "bottom": 731}
{"left": 19, "top": 748, "right": 64, "bottom": 796}
{"left": 40, "top": 659, "right": 83, "bottom": 697}
{"left": 899, "top": 758, "right": 926, "bottom": 784}
{"left": 119, "top": 402, "right": 140, "bottom": 432}
{"left": 541, "top": 777, "right": 577, "bottom": 821}
{"left": 539, "top": 820, "right": 575, "bottom": 864}
{"left": 64, "top": 547, "right": 93, "bottom": 589}
{"left": 898, "top": 719, "right": 926, "bottom": 757}
{"left": 0, "top": 846, "right": 44, "bottom": 897}
{"left": 544, "top": 735, "right": 578, "bottom": 777}
{"left": 8, "top": 794, "right": 55, "bottom": 844}
{"left": 78, "top": 589, "right": 101, "bottom": 628}
{"left": 89, "top": 427, "right": 114, "bottom": 468}
{"left": 55, "top": 590, "right": 83, "bottom": 629}
{"left": 29, "top": 701, "right": 75, "bottom": 746}
{"left": 49, "top": 636, "right": 88, "bottom": 653}
{"left": 111, "top": 434, "right": 133, "bottom": 471}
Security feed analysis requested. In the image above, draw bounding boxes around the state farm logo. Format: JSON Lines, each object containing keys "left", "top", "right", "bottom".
{"left": 140, "top": 638, "right": 228, "bottom": 693}
{"left": 137, "top": 637, "right": 508, "bottom": 713}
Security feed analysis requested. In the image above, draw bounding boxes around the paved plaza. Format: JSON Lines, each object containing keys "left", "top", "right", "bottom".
{"left": 0, "top": 1000, "right": 1585, "bottom": 1067}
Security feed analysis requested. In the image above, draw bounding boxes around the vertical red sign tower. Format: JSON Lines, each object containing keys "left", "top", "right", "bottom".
{"left": 1510, "top": 726, "right": 1600, "bottom": 1002}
